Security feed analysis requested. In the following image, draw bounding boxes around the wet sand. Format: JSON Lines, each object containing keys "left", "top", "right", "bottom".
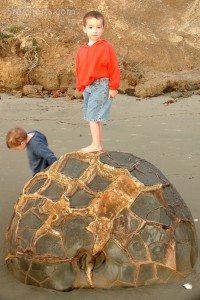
{"left": 0, "top": 93, "right": 200, "bottom": 300}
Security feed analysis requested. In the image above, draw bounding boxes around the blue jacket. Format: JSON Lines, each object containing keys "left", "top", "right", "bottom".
{"left": 26, "top": 130, "right": 57, "bottom": 175}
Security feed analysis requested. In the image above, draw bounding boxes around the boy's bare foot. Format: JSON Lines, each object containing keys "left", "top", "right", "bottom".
{"left": 79, "top": 145, "right": 103, "bottom": 153}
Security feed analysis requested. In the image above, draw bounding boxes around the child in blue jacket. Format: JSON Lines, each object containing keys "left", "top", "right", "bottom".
{"left": 6, "top": 127, "right": 57, "bottom": 175}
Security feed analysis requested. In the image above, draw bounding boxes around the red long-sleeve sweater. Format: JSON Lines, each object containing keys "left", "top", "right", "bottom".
{"left": 76, "top": 39, "right": 120, "bottom": 92}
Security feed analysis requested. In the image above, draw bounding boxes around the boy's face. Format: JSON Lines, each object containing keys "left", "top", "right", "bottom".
{"left": 83, "top": 17, "right": 104, "bottom": 44}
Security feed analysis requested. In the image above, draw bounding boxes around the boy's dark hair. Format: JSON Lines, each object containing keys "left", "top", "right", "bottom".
{"left": 83, "top": 11, "right": 105, "bottom": 26}
{"left": 6, "top": 127, "right": 27, "bottom": 148}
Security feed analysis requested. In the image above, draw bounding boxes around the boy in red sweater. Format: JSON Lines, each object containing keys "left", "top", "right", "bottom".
{"left": 76, "top": 11, "right": 120, "bottom": 153}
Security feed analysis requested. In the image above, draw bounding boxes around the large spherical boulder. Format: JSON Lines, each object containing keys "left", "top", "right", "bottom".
{"left": 6, "top": 151, "right": 198, "bottom": 291}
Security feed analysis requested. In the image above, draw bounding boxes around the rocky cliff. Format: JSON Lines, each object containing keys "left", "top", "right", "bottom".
{"left": 0, "top": 0, "right": 200, "bottom": 97}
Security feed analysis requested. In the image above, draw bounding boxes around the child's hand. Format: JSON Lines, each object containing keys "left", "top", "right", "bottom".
{"left": 108, "top": 89, "right": 118, "bottom": 99}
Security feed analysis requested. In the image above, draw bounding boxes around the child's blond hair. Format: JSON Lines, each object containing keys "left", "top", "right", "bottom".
{"left": 6, "top": 127, "right": 27, "bottom": 148}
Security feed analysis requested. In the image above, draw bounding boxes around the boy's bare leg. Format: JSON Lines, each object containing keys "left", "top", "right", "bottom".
{"left": 80, "top": 121, "right": 103, "bottom": 153}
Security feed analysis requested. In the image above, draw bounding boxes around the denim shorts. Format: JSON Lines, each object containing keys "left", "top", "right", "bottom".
{"left": 83, "top": 78, "right": 112, "bottom": 122}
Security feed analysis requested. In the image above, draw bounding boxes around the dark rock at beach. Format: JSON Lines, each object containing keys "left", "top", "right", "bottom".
{"left": 6, "top": 151, "right": 198, "bottom": 291}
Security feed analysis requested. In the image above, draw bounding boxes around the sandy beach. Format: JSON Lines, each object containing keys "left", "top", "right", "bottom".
{"left": 0, "top": 92, "right": 200, "bottom": 300}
